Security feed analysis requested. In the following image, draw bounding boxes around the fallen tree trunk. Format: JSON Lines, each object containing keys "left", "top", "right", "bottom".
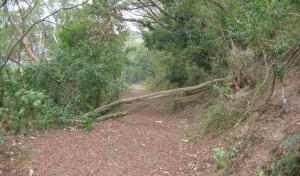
{"left": 73, "top": 76, "right": 232, "bottom": 121}
{"left": 95, "top": 90, "right": 210, "bottom": 122}
{"left": 72, "top": 90, "right": 209, "bottom": 124}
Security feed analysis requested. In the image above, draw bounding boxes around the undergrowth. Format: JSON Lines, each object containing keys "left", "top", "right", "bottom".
{"left": 0, "top": 88, "right": 73, "bottom": 146}
{"left": 263, "top": 151, "right": 300, "bottom": 176}
{"left": 260, "top": 134, "right": 300, "bottom": 176}
{"left": 200, "top": 104, "right": 245, "bottom": 137}
{"left": 212, "top": 147, "right": 239, "bottom": 169}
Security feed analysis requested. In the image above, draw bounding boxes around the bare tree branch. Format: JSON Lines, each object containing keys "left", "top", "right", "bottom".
{"left": 8, "top": 57, "right": 24, "bottom": 68}
{"left": 23, "top": 0, "right": 39, "bottom": 20}
{"left": 0, "top": 0, "right": 7, "bottom": 9}
{"left": 5, "top": 4, "right": 40, "bottom": 62}
{"left": 143, "top": 4, "right": 168, "bottom": 29}
{"left": 147, "top": 0, "right": 172, "bottom": 17}
{"left": 74, "top": 76, "right": 232, "bottom": 120}
{"left": 1, "top": 0, "right": 89, "bottom": 69}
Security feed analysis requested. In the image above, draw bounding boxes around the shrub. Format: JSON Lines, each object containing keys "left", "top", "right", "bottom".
{"left": 200, "top": 105, "right": 245, "bottom": 137}
{"left": 1, "top": 87, "right": 70, "bottom": 134}
{"left": 265, "top": 152, "right": 300, "bottom": 176}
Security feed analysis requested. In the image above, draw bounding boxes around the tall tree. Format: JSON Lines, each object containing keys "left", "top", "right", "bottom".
{"left": 23, "top": 2, "right": 128, "bottom": 112}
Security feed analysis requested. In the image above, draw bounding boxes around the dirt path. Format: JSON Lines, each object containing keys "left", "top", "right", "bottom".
{"left": 5, "top": 77, "right": 299, "bottom": 175}
{"left": 4, "top": 86, "right": 196, "bottom": 176}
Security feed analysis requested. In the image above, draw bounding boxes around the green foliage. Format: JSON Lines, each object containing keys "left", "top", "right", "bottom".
{"left": 201, "top": 105, "right": 223, "bottom": 136}
{"left": 23, "top": 8, "right": 128, "bottom": 115}
{"left": 0, "top": 3, "right": 129, "bottom": 136}
{"left": 257, "top": 170, "right": 266, "bottom": 176}
{"left": 0, "top": 123, "right": 5, "bottom": 145}
{"left": 14, "top": 89, "right": 44, "bottom": 117}
{"left": 271, "top": 64, "right": 286, "bottom": 81}
{"left": 212, "top": 147, "right": 239, "bottom": 169}
{"left": 0, "top": 67, "right": 71, "bottom": 134}
{"left": 1, "top": 86, "right": 69, "bottom": 134}
{"left": 262, "top": 134, "right": 300, "bottom": 176}
{"left": 212, "top": 83, "right": 231, "bottom": 100}
{"left": 137, "top": 0, "right": 300, "bottom": 90}
{"left": 141, "top": 0, "right": 228, "bottom": 87}
{"left": 282, "top": 134, "right": 300, "bottom": 150}
{"left": 213, "top": 147, "right": 228, "bottom": 168}
{"left": 166, "top": 60, "right": 188, "bottom": 87}
{"left": 57, "top": 24, "right": 89, "bottom": 48}
{"left": 125, "top": 33, "right": 151, "bottom": 84}
{"left": 265, "top": 152, "right": 300, "bottom": 176}
{"left": 200, "top": 105, "right": 245, "bottom": 137}
{"left": 23, "top": 61, "right": 65, "bottom": 105}
{"left": 83, "top": 119, "right": 96, "bottom": 131}
{"left": 227, "top": 0, "right": 300, "bottom": 54}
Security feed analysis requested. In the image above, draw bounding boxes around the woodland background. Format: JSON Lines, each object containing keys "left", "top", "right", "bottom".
{"left": 0, "top": 0, "right": 300, "bottom": 175}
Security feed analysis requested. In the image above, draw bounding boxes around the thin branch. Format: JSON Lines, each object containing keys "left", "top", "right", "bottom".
{"left": 23, "top": 0, "right": 39, "bottom": 20}
{"left": 16, "top": 0, "right": 25, "bottom": 20}
{"left": 5, "top": 4, "right": 40, "bottom": 62}
{"left": 119, "top": 3, "right": 155, "bottom": 11}
{"left": 144, "top": 9, "right": 168, "bottom": 30}
{"left": 119, "top": 17, "right": 154, "bottom": 30}
{"left": 1, "top": 0, "right": 89, "bottom": 69}
{"left": 234, "top": 63, "right": 274, "bottom": 128}
{"left": 8, "top": 58, "right": 24, "bottom": 68}
{"left": 256, "top": 72, "right": 276, "bottom": 111}
{"left": 0, "top": 0, "right": 7, "bottom": 9}
{"left": 147, "top": 0, "right": 172, "bottom": 17}
{"left": 42, "top": 20, "right": 69, "bottom": 29}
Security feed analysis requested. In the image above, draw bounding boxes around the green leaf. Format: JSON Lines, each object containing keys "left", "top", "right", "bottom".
{"left": 213, "top": 147, "right": 222, "bottom": 153}
{"left": 19, "top": 108, "right": 26, "bottom": 115}
{"left": 33, "top": 99, "right": 42, "bottom": 107}
{"left": 15, "top": 90, "right": 24, "bottom": 97}
{"left": 219, "top": 158, "right": 227, "bottom": 167}
{"left": 212, "top": 148, "right": 227, "bottom": 159}
{"left": 27, "top": 94, "right": 37, "bottom": 101}
{"left": 36, "top": 92, "right": 44, "bottom": 99}
{"left": 257, "top": 170, "right": 266, "bottom": 176}
{"left": 21, "top": 96, "right": 26, "bottom": 101}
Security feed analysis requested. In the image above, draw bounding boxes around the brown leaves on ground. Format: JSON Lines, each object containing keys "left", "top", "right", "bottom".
{"left": 1, "top": 71, "right": 300, "bottom": 176}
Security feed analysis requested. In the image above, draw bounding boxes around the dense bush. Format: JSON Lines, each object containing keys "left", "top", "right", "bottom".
{"left": 0, "top": 69, "right": 69, "bottom": 134}
{"left": 23, "top": 20, "right": 127, "bottom": 114}
{"left": 0, "top": 5, "right": 129, "bottom": 136}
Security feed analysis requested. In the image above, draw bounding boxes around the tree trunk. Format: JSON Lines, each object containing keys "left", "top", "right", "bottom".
{"left": 5, "top": 5, "right": 40, "bottom": 62}
{"left": 73, "top": 76, "right": 232, "bottom": 121}
{"left": 0, "top": 70, "right": 3, "bottom": 107}
{"left": 0, "top": 51, "right": 4, "bottom": 107}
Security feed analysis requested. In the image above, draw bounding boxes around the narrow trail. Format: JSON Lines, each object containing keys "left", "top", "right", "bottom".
{"left": 6, "top": 85, "right": 196, "bottom": 176}
{"left": 5, "top": 77, "right": 299, "bottom": 175}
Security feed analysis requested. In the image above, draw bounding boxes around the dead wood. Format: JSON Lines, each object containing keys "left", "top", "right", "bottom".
{"left": 73, "top": 76, "right": 231, "bottom": 122}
